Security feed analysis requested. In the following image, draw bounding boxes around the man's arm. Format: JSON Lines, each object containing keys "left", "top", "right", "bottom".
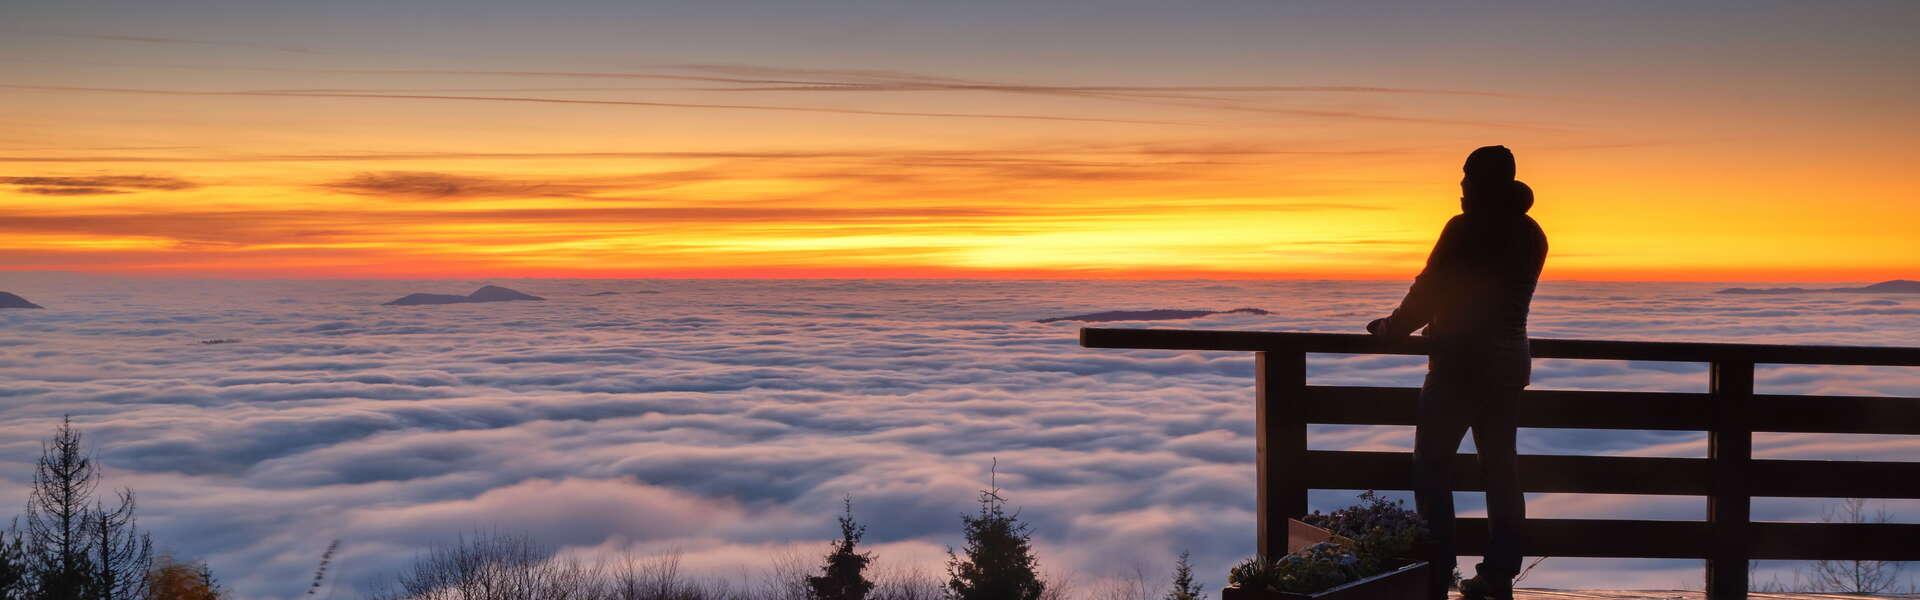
{"left": 1368, "top": 217, "right": 1463, "bottom": 337}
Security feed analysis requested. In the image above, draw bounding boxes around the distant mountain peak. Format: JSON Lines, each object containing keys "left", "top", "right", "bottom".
{"left": 1036, "top": 307, "right": 1269, "bottom": 323}
{"left": 1718, "top": 279, "right": 1920, "bottom": 295}
{"left": 384, "top": 285, "right": 545, "bottom": 306}
{"left": 0, "top": 291, "right": 43, "bottom": 309}
{"left": 1861, "top": 279, "right": 1920, "bottom": 292}
{"left": 466, "top": 285, "right": 543, "bottom": 302}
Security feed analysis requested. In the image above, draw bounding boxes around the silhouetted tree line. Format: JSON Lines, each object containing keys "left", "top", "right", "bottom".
{"left": 0, "top": 418, "right": 223, "bottom": 600}
{"left": 370, "top": 474, "right": 1210, "bottom": 600}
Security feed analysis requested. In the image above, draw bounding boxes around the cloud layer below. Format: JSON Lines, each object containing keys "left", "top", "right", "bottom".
{"left": 0, "top": 277, "right": 1913, "bottom": 597}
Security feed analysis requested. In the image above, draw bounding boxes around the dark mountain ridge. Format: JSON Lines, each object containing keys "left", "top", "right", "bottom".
{"left": 0, "top": 292, "right": 43, "bottom": 309}
{"left": 1718, "top": 279, "right": 1919, "bottom": 295}
{"left": 384, "top": 285, "right": 544, "bottom": 306}
{"left": 1036, "top": 307, "right": 1270, "bottom": 323}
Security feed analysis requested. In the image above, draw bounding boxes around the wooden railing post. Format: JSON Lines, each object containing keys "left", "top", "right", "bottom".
{"left": 1707, "top": 359, "right": 1755, "bottom": 600}
{"left": 1255, "top": 350, "right": 1308, "bottom": 558}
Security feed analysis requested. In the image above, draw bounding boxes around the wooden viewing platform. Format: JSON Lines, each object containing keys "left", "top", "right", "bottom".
{"left": 1080, "top": 329, "right": 1920, "bottom": 600}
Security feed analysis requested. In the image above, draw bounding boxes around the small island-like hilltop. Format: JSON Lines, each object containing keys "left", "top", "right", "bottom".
{"left": 1718, "top": 279, "right": 1919, "bottom": 295}
{"left": 0, "top": 291, "right": 43, "bottom": 309}
{"left": 384, "top": 285, "right": 544, "bottom": 306}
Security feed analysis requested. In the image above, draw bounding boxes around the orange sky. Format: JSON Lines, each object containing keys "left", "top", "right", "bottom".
{"left": 2, "top": 3, "right": 1916, "bottom": 281}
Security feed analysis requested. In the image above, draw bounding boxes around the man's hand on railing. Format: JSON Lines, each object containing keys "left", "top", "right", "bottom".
{"left": 1366, "top": 317, "right": 1391, "bottom": 336}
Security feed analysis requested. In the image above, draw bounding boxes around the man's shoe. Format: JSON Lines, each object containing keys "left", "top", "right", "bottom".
{"left": 1457, "top": 574, "right": 1513, "bottom": 600}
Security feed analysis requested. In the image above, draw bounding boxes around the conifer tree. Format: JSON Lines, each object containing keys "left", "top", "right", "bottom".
{"left": 945, "top": 463, "right": 1044, "bottom": 600}
{"left": 25, "top": 416, "right": 98, "bottom": 600}
{"left": 1166, "top": 550, "right": 1204, "bottom": 600}
{"left": 807, "top": 496, "right": 874, "bottom": 600}
{"left": 90, "top": 489, "right": 152, "bottom": 600}
{"left": 0, "top": 522, "right": 28, "bottom": 600}
{"left": 194, "top": 562, "right": 223, "bottom": 600}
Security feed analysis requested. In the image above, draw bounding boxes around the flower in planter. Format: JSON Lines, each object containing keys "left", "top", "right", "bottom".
{"left": 1229, "top": 542, "right": 1368, "bottom": 594}
{"left": 1302, "top": 490, "right": 1428, "bottom": 571}
{"left": 1226, "top": 491, "right": 1431, "bottom": 595}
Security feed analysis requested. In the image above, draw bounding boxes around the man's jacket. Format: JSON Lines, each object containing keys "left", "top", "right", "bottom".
{"left": 1376, "top": 188, "right": 1548, "bottom": 386}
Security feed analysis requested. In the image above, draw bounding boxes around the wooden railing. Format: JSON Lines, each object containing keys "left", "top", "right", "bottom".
{"left": 1079, "top": 328, "right": 1920, "bottom": 600}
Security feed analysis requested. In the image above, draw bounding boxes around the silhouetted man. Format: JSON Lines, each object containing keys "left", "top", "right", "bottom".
{"left": 1367, "top": 145, "right": 1546, "bottom": 600}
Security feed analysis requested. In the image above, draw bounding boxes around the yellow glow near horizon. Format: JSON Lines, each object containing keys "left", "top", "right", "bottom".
{"left": 1, "top": 140, "right": 1913, "bottom": 280}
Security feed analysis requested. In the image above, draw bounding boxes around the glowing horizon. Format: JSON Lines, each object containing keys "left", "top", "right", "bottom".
{"left": 3, "top": 3, "right": 1917, "bottom": 282}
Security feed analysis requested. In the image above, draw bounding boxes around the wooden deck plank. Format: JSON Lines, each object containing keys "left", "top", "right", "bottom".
{"left": 1467, "top": 592, "right": 1920, "bottom": 600}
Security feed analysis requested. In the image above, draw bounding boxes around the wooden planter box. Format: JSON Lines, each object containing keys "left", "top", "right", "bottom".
{"left": 1221, "top": 519, "right": 1430, "bottom": 600}
{"left": 1220, "top": 560, "right": 1429, "bottom": 600}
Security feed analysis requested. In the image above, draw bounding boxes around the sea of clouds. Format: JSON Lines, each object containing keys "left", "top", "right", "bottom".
{"left": 0, "top": 276, "right": 1914, "bottom": 598}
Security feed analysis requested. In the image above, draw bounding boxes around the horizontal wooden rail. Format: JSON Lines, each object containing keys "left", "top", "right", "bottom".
{"left": 1747, "top": 459, "right": 1920, "bottom": 498}
{"left": 1302, "top": 386, "right": 1920, "bottom": 435}
{"left": 1306, "top": 450, "right": 1920, "bottom": 499}
{"left": 1451, "top": 518, "right": 1712, "bottom": 558}
{"left": 1304, "top": 386, "right": 1714, "bottom": 430}
{"left": 1749, "top": 394, "right": 1920, "bottom": 434}
{"left": 1306, "top": 451, "right": 1712, "bottom": 496}
{"left": 1078, "top": 328, "right": 1920, "bottom": 599}
{"left": 1448, "top": 519, "right": 1920, "bottom": 561}
{"left": 1081, "top": 328, "right": 1920, "bottom": 366}
{"left": 1748, "top": 522, "right": 1920, "bottom": 560}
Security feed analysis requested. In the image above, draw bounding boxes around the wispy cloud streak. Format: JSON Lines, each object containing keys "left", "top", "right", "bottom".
{"left": 6, "top": 57, "right": 1542, "bottom": 128}
{"left": 1, "top": 174, "right": 197, "bottom": 195}
{"left": 0, "top": 84, "right": 1188, "bottom": 126}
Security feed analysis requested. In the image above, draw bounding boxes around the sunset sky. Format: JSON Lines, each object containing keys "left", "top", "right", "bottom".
{"left": 3, "top": 1, "right": 1916, "bottom": 281}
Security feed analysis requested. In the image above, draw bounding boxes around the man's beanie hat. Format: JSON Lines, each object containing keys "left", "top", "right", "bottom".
{"left": 1464, "top": 145, "right": 1516, "bottom": 182}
